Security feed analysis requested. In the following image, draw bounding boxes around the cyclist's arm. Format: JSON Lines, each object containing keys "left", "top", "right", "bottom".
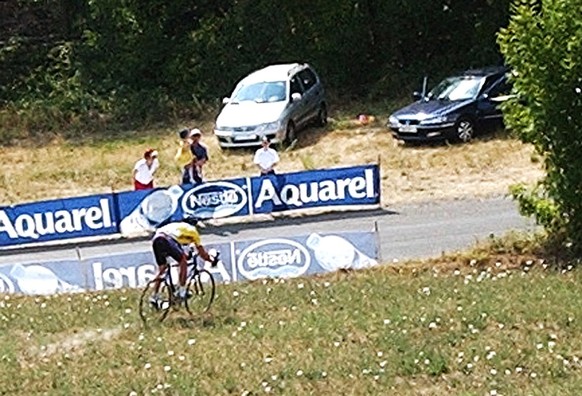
{"left": 194, "top": 244, "right": 212, "bottom": 262}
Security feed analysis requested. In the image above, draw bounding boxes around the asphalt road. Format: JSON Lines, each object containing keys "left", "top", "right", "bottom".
{"left": 0, "top": 195, "right": 536, "bottom": 265}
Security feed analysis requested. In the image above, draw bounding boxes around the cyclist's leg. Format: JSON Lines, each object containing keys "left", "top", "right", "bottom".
{"left": 166, "top": 238, "right": 189, "bottom": 299}
{"left": 151, "top": 236, "right": 171, "bottom": 300}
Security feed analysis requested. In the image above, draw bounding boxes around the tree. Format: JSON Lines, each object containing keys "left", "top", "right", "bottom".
{"left": 498, "top": 0, "right": 582, "bottom": 254}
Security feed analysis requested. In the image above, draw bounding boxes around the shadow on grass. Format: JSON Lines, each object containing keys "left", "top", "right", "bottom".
{"left": 398, "top": 126, "right": 512, "bottom": 150}
{"left": 168, "top": 313, "right": 238, "bottom": 330}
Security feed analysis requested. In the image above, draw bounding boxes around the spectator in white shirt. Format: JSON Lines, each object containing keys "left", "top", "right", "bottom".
{"left": 253, "top": 136, "right": 280, "bottom": 176}
{"left": 133, "top": 148, "right": 159, "bottom": 190}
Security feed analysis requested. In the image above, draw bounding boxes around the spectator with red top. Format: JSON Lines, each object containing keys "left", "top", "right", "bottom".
{"left": 133, "top": 149, "right": 159, "bottom": 190}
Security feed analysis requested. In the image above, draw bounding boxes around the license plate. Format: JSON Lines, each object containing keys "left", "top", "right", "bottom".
{"left": 399, "top": 125, "right": 418, "bottom": 133}
{"left": 235, "top": 134, "right": 257, "bottom": 141}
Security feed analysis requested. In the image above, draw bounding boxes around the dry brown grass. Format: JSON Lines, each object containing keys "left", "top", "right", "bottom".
{"left": 0, "top": 120, "right": 543, "bottom": 206}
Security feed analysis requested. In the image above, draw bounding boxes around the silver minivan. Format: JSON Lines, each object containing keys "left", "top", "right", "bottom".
{"left": 214, "top": 63, "right": 327, "bottom": 148}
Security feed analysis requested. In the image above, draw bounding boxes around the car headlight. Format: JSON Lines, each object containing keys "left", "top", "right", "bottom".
{"left": 255, "top": 121, "right": 280, "bottom": 133}
{"left": 388, "top": 115, "right": 399, "bottom": 127}
{"left": 420, "top": 115, "right": 449, "bottom": 125}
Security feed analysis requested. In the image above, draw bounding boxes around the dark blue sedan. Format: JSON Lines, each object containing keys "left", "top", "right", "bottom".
{"left": 388, "top": 67, "right": 512, "bottom": 143}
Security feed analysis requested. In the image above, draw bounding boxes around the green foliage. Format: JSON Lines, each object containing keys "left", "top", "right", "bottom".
{"left": 498, "top": 0, "right": 582, "bottom": 253}
{"left": 0, "top": 0, "right": 511, "bottom": 139}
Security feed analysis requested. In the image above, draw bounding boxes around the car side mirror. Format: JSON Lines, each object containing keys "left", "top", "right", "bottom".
{"left": 222, "top": 97, "right": 230, "bottom": 105}
{"left": 291, "top": 92, "right": 302, "bottom": 102}
{"left": 412, "top": 91, "right": 423, "bottom": 101}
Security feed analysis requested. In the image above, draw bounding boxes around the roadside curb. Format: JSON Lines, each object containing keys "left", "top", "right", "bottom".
{"left": 0, "top": 204, "right": 384, "bottom": 255}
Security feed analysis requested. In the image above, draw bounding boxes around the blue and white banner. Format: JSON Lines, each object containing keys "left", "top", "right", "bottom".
{"left": 250, "top": 165, "right": 380, "bottom": 214}
{"left": 0, "top": 230, "right": 379, "bottom": 295}
{"left": 0, "top": 194, "right": 117, "bottom": 247}
{"left": 0, "top": 164, "right": 380, "bottom": 247}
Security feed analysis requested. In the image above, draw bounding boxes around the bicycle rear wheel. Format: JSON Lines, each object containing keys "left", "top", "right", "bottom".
{"left": 185, "top": 269, "right": 216, "bottom": 316}
{"left": 139, "top": 278, "right": 173, "bottom": 326}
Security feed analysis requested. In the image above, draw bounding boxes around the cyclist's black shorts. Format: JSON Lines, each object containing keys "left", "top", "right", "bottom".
{"left": 152, "top": 234, "right": 185, "bottom": 266}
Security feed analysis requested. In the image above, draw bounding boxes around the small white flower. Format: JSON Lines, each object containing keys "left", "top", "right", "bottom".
{"left": 530, "top": 372, "right": 537, "bottom": 378}
{"left": 324, "top": 282, "right": 331, "bottom": 287}
{"left": 296, "top": 370, "right": 303, "bottom": 377}
{"left": 536, "top": 343, "right": 543, "bottom": 350}
{"left": 379, "top": 360, "right": 387, "bottom": 368}
{"left": 164, "top": 365, "right": 171, "bottom": 372}
{"left": 490, "top": 390, "right": 498, "bottom": 396}
{"left": 264, "top": 357, "right": 273, "bottom": 363}
{"left": 167, "top": 350, "right": 174, "bottom": 356}
{"left": 383, "top": 319, "right": 391, "bottom": 325}
{"left": 178, "top": 355, "right": 185, "bottom": 361}
{"left": 233, "top": 291, "right": 240, "bottom": 297}
{"left": 377, "top": 351, "right": 383, "bottom": 357}
{"left": 297, "top": 283, "right": 304, "bottom": 289}
{"left": 515, "top": 367, "right": 523, "bottom": 373}
{"left": 144, "top": 363, "right": 151, "bottom": 369}
{"left": 548, "top": 341, "right": 556, "bottom": 349}
{"left": 129, "top": 392, "right": 138, "bottom": 396}
{"left": 187, "top": 339, "right": 196, "bottom": 345}
{"left": 490, "top": 368, "right": 497, "bottom": 375}
{"left": 429, "top": 322, "right": 437, "bottom": 329}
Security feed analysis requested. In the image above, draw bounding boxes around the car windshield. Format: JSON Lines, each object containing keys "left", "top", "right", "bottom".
{"left": 232, "top": 81, "right": 287, "bottom": 103}
{"left": 427, "top": 76, "right": 484, "bottom": 101}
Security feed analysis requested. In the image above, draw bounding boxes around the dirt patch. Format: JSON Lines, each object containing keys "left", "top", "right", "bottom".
{"left": 0, "top": 123, "right": 543, "bottom": 206}
{"left": 27, "top": 327, "right": 122, "bottom": 360}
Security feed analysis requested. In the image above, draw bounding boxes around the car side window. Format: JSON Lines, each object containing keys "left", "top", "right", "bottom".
{"left": 487, "top": 78, "right": 511, "bottom": 98}
{"left": 298, "top": 69, "right": 317, "bottom": 92}
{"left": 290, "top": 75, "right": 304, "bottom": 96}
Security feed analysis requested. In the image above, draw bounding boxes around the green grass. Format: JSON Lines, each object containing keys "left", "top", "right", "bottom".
{"left": 1, "top": 259, "right": 582, "bottom": 395}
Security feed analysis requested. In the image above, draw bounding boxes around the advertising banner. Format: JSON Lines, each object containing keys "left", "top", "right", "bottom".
{"left": 0, "top": 194, "right": 117, "bottom": 248}
{"left": 0, "top": 231, "right": 379, "bottom": 296}
{"left": 249, "top": 165, "right": 380, "bottom": 214}
{"left": 0, "top": 165, "right": 380, "bottom": 247}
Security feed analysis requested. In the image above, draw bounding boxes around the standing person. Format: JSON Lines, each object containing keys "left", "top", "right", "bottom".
{"left": 133, "top": 149, "right": 159, "bottom": 190}
{"left": 253, "top": 136, "right": 279, "bottom": 176}
{"left": 189, "top": 128, "right": 209, "bottom": 184}
{"left": 174, "top": 128, "right": 195, "bottom": 185}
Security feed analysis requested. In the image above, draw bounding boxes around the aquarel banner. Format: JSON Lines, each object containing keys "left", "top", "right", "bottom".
{"left": 0, "top": 164, "right": 380, "bottom": 246}
{"left": 0, "top": 231, "right": 380, "bottom": 295}
{"left": 0, "top": 194, "right": 117, "bottom": 247}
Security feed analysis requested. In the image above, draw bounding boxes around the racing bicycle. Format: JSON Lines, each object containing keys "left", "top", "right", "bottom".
{"left": 139, "top": 248, "right": 217, "bottom": 326}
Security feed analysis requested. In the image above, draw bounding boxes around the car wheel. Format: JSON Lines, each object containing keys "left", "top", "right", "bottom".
{"left": 316, "top": 104, "right": 327, "bottom": 127}
{"left": 455, "top": 118, "right": 474, "bottom": 142}
{"left": 284, "top": 121, "right": 296, "bottom": 144}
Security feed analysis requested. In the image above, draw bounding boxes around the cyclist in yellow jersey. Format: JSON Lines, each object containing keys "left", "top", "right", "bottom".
{"left": 150, "top": 217, "right": 216, "bottom": 305}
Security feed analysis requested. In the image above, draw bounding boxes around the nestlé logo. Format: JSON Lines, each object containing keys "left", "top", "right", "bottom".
{"left": 237, "top": 238, "right": 311, "bottom": 280}
{"left": 181, "top": 181, "right": 247, "bottom": 218}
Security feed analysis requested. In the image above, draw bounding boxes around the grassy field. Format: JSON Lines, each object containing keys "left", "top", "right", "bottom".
{"left": 0, "top": 115, "right": 542, "bottom": 207}
{"left": 1, "top": 249, "right": 581, "bottom": 396}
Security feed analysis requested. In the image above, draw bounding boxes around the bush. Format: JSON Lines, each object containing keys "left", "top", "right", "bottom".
{"left": 498, "top": 0, "right": 582, "bottom": 254}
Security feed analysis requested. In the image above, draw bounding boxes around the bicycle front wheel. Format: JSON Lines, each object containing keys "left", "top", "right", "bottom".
{"left": 139, "top": 278, "right": 173, "bottom": 326}
{"left": 185, "top": 269, "right": 216, "bottom": 316}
